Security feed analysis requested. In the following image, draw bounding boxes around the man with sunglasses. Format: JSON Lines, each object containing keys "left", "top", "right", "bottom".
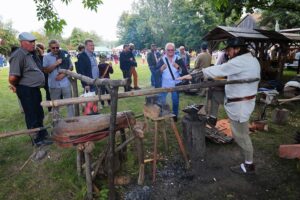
{"left": 43, "top": 39, "right": 74, "bottom": 117}
{"left": 156, "top": 42, "right": 188, "bottom": 122}
{"left": 9, "top": 32, "right": 50, "bottom": 146}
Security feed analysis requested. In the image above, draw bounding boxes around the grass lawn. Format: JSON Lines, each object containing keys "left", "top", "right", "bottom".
{"left": 0, "top": 58, "right": 300, "bottom": 199}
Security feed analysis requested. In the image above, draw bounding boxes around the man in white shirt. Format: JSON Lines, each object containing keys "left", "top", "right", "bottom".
{"left": 179, "top": 38, "right": 261, "bottom": 174}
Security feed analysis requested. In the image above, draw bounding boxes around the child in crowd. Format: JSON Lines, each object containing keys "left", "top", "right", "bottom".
{"left": 98, "top": 54, "right": 114, "bottom": 107}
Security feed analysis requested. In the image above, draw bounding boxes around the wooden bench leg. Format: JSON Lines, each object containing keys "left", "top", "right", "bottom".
{"left": 162, "top": 121, "right": 168, "bottom": 152}
{"left": 84, "top": 150, "right": 93, "bottom": 200}
{"left": 76, "top": 146, "right": 84, "bottom": 177}
{"left": 152, "top": 121, "right": 158, "bottom": 182}
{"left": 170, "top": 118, "right": 190, "bottom": 168}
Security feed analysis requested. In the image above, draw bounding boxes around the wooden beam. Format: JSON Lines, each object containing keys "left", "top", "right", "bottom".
{"left": 59, "top": 69, "right": 129, "bottom": 87}
{"left": 41, "top": 78, "right": 260, "bottom": 108}
{"left": 0, "top": 126, "right": 50, "bottom": 139}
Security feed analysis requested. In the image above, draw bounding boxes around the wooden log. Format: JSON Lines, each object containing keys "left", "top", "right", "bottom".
{"left": 278, "top": 95, "right": 300, "bottom": 104}
{"left": 59, "top": 69, "right": 129, "bottom": 87}
{"left": 143, "top": 104, "right": 161, "bottom": 119}
{"left": 0, "top": 126, "right": 50, "bottom": 139}
{"left": 271, "top": 108, "right": 289, "bottom": 124}
{"left": 52, "top": 111, "right": 135, "bottom": 138}
{"left": 41, "top": 78, "right": 260, "bottom": 108}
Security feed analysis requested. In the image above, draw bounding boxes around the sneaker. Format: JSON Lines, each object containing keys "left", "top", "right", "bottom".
{"left": 134, "top": 86, "right": 141, "bottom": 90}
{"left": 230, "top": 163, "right": 255, "bottom": 175}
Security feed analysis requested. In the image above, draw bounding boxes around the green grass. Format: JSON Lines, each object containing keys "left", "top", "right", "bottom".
{"left": 0, "top": 58, "right": 300, "bottom": 199}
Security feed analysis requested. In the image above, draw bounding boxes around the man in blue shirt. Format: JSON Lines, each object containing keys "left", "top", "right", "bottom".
{"left": 43, "top": 39, "right": 74, "bottom": 117}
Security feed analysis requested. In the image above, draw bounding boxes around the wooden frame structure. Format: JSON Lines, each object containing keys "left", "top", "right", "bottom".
{"left": 203, "top": 26, "right": 300, "bottom": 79}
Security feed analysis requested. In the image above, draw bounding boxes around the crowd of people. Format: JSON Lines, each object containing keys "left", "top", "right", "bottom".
{"left": 8, "top": 31, "right": 262, "bottom": 175}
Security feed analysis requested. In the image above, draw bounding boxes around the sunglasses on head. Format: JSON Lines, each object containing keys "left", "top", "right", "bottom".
{"left": 51, "top": 47, "right": 59, "bottom": 50}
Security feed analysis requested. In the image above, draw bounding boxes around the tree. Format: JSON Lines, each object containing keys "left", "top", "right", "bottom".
{"left": 0, "top": 19, "right": 18, "bottom": 56}
{"left": 67, "top": 27, "right": 102, "bottom": 50}
{"left": 33, "top": 0, "right": 103, "bottom": 34}
{"left": 117, "top": 0, "right": 222, "bottom": 50}
{"left": 210, "top": 0, "right": 300, "bottom": 28}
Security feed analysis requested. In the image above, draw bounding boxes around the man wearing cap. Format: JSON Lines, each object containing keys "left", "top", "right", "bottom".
{"left": 179, "top": 38, "right": 261, "bottom": 174}
{"left": 9, "top": 32, "right": 50, "bottom": 146}
{"left": 194, "top": 42, "right": 212, "bottom": 71}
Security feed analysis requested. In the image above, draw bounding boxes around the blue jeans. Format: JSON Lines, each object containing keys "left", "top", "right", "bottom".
{"left": 149, "top": 66, "right": 156, "bottom": 87}
{"left": 16, "top": 85, "right": 48, "bottom": 143}
{"left": 159, "top": 91, "right": 179, "bottom": 116}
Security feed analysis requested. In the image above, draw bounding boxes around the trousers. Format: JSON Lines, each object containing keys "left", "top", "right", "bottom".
{"left": 50, "top": 86, "right": 74, "bottom": 117}
{"left": 230, "top": 119, "right": 254, "bottom": 162}
{"left": 160, "top": 91, "right": 179, "bottom": 116}
{"left": 16, "top": 85, "right": 48, "bottom": 143}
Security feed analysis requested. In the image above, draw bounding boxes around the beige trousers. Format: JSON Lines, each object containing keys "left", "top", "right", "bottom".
{"left": 230, "top": 119, "right": 254, "bottom": 162}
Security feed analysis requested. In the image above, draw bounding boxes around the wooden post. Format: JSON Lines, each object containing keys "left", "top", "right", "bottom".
{"left": 162, "top": 121, "right": 168, "bottom": 152}
{"left": 170, "top": 118, "right": 190, "bottom": 168}
{"left": 76, "top": 144, "right": 84, "bottom": 177}
{"left": 69, "top": 77, "right": 80, "bottom": 116}
{"left": 107, "top": 86, "right": 119, "bottom": 200}
{"left": 84, "top": 146, "right": 93, "bottom": 200}
{"left": 152, "top": 121, "right": 158, "bottom": 182}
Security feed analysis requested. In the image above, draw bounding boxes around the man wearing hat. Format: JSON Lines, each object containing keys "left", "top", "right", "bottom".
{"left": 179, "top": 38, "right": 261, "bottom": 174}
{"left": 9, "top": 32, "right": 50, "bottom": 146}
{"left": 194, "top": 42, "right": 212, "bottom": 71}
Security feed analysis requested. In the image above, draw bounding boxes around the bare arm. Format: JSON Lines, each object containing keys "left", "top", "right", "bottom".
{"left": 8, "top": 75, "right": 20, "bottom": 93}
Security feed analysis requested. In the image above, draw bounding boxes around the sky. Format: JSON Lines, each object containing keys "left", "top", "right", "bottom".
{"left": 0, "top": 0, "right": 135, "bottom": 41}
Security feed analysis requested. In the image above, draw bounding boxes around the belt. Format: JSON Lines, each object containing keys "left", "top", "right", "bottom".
{"left": 227, "top": 95, "right": 256, "bottom": 103}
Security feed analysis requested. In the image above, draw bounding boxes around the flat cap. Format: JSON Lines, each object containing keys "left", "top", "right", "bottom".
{"left": 18, "top": 32, "right": 36, "bottom": 41}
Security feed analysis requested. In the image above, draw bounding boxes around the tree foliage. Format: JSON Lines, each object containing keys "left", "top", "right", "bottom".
{"left": 117, "top": 0, "right": 222, "bottom": 50}
{"left": 210, "top": 0, "right": 300, "bottom": 29}
{"left": 33, "top": 0, "right": 103, "bottom": 34}
{"left": 0, "top": 19, "right": 18, "bottom": 56}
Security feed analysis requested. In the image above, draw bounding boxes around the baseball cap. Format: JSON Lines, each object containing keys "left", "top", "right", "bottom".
{"left": 18, "top": 32, "right": 36, "bottom": 41}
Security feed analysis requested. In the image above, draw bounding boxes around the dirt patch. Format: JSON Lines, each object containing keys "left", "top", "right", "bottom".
{"left": 125, "top": 141, "right": 300, "bottom": 200}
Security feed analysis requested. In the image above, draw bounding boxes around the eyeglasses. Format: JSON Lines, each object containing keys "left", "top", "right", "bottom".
{"left": 167, "top": 49, "right": 175, "bottom": 52}
{"left": 51, "top": 47, "right": 59, "bottom": 50}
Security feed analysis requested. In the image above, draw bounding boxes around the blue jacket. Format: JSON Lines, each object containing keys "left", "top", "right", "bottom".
{"left": 77, "top": 52, "right": 93, "bottom": 88}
